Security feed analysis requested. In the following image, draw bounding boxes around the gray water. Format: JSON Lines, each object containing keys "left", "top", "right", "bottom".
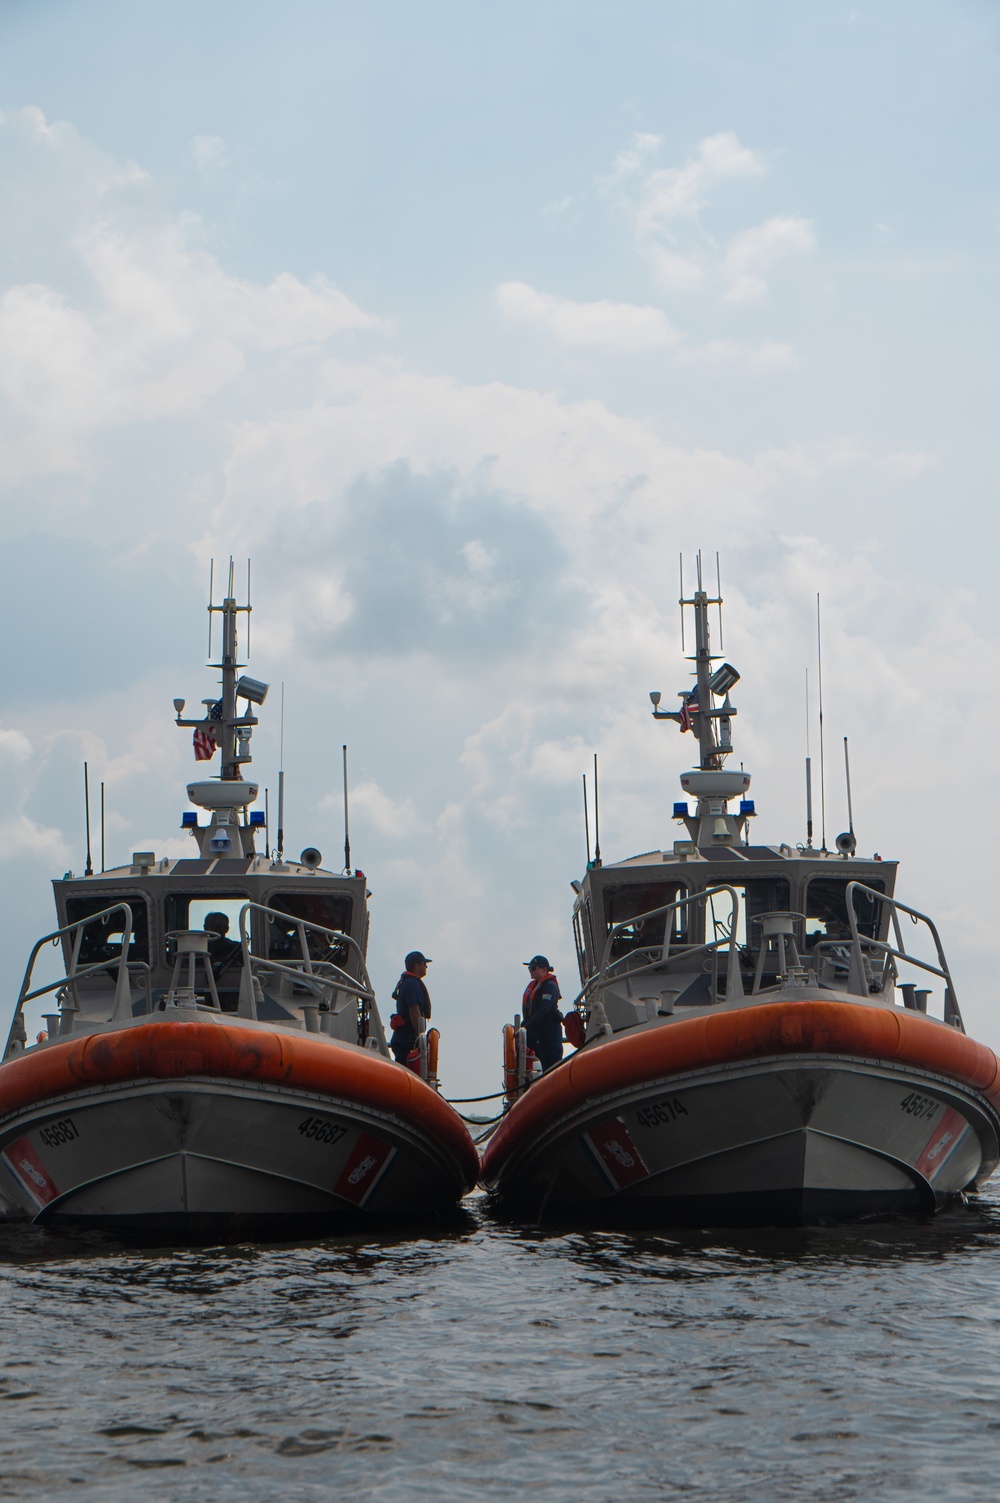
{"left": 3, "top": 1190, "right": 1000, "bottom": 1502}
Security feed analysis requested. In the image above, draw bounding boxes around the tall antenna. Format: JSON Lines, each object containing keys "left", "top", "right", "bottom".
{"left": 207, "top": 558, "right": 214, "bottom": 657}
{"left": 264, "top": 787, "right": 269, "bottom": 861}
{"left": 100, "top": 781, "right": 106, "bottom": 873}
{"left": 246, "top": 558, "right": 252, "bottom": 658}
{"left": 342, "top": 744, "right": 352, "bottom": 875}
{"left": 679, "top": 555, "right": 686, "bottom": 653}
{"left": 844, "top": 737, "right": 855, "bottom": 839}
{"left": 582, "top": 773, "right": 591, "bottom": 866}
{"left": 593, "top": 753, "right": 602, "bottom": 867}
{"left": 83, "top": 762, "right": 93, "bottom": 877}
{"left": 716, "top": 551, "right": 724, "bottom": 651}
{"left": 817, "top": 594, "right": 827, "bottom": 852}
{"left": 804, "top": 670, "right": 813, "bottom": 848}
{"left": 276, "top": 682, "right": 286, "bottom": 861}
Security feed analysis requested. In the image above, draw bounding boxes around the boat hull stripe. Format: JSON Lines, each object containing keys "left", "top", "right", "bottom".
{"left": 0, "top": 1021, "right": 479, "bottom": 1188}
{"left": 481, "top": 1000, "right": 999, "bottom": 1179}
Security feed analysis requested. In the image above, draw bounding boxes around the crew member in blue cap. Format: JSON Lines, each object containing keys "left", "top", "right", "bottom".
{"left": 390, "top": 951, "right": 432, "bottom": 1065}
{"left": 521, "top": 956, "right": 563, "bottom": 1071}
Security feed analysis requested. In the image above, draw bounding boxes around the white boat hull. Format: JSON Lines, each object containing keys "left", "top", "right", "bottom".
{"left": 485, "top": 1056, "right": 1000, "bottom": 1226}
{"left": 0, "top": 1078, "right": 470, "bottom": 1239}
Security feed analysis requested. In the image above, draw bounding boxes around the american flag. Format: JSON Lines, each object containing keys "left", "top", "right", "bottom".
{"left": 679, "top": 689, "right": 698, "bottom": 734}
{"left": 193, "top": 726, "right": 217, "bottom": 761}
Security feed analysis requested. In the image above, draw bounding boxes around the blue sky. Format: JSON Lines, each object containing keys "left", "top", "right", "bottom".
{"left": 0, "top": 2, "right": 998, "bottom": 1087}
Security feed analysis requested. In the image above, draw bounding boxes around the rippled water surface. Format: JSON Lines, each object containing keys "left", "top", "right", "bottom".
{"left": 3, "top": 1188, "right": 1000, "bottom": 1501}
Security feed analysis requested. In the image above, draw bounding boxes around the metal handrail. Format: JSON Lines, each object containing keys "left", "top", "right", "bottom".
{"left": 845, "top": 881, "right": 962, "bottom": 1029}
{"left": 598, "top": 885, "right": 745, "bottom": 1002}
{"left": 4, "top": 903, "right": 137, "bottom": 1058}
{"left": 238, "top": 902, "right": 386, "bottom": 1049}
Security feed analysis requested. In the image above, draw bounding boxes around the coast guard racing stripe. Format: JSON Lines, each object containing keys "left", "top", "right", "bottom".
{"left": 2, "top": 1136, "right": 59, "bottom": 1208}
{"left": 583, "top": 1116, "right": 650, "bottom": 1191}
{"left": 915, "top": 1107, "right": 972, "bottom": 1181}
{"left": 334, "top": 1132, "right": 397, "bottom": 1206}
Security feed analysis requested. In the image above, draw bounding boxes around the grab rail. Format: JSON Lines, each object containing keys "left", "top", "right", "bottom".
{"left": 238, "top": 901, "right": 387, "bottom": 1051}
{"left": 844, "top": 881, "right": 962, "bottom": 1028}
{"left": 4, "top": 903, "right": 147, "bottom": 1058}
{"left": 597, "top": 884, "right": 746, "bottom": 1002}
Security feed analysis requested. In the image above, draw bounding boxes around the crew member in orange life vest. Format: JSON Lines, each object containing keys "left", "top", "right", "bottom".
{"left": 390, "top": 951, "right": 432, "bottom": 1064}
{"left": 522, "top": 955, "right": 563, "bottom": 1072}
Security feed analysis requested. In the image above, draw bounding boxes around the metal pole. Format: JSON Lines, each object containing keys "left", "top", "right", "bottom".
{"left": 342, "top": 744, "right": 351, "bottom": 875}
{"left": 100, "top": 781, "right": 106, "bottom": 873}
{"left": 593, "top": 754, "right": 601, "bottom": 866}
{"left": 83, "top": 763, "right": 93, "bottom": 877}
{"left": 817, "top": 595, "right": 827, "bottom": 851}
{"left": 582, "top": 773, "right": 591, "bottom": 865}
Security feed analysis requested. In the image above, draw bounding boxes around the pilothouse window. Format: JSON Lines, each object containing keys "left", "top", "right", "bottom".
{"left": 267, "top": 892, "right": 354, "bottom": 965}
{"left": 706, "top": 879, "right": 791, "bottom": 949}
{"left": 64, "top": 894, "right": 150, "bottom": 965}
{"left": 803, "top": 877, "right": 885, "bottom": 948}
{"left": 604, "top": 882, "right": 688, "bottom": 961}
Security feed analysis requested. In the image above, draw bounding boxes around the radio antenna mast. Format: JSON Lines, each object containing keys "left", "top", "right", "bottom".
{"left": 83, "top": 762, "right": 93, "bottom": 877}
{"left": 805, "top": 670, "right": 813, "bottom": 848}
{"left": 716, "top": 551, "right": 724, "bottom": 651}
{"left": 844, "top": 737, "right": 855, "bottom": 841}
{"left": 342, "top": 744, "right": 352, "bottom": 875}
{"left": 276, "top": 682, "right": 285, "bottom": 861}
{"left": 207, "top": 559, "right": 214, "bottom": 658}
{"left": 679, "top": 555, "right": 685, "bottom": 654}
{"left": 592, "top": 753, "right": 602, "bottom": 867}
{"left": 100, "top": 781, "right": 106, "bottom": 873}
{"left": 582, "top": 773, "right": 591, "bottom": 866}
{"left": 817, "top": 595, "right": 828, "bottom": 852}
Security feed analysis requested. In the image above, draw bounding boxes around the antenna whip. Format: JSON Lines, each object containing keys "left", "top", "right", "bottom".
{"left": 582, "top": 773, "right": 591, "bottom": 866}
{"left": 342, "top": 744, "right": 351, "bottom": 875}
{"left": 817, "top": 595, "right": 827, "bottom": 852}
{"left": 83, "top": 762, "right": 93, "bottom": 877}
{"left": 593, "top": 753, "right": 601, "bottom": 867}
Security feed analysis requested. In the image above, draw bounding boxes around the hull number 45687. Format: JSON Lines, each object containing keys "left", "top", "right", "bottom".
{"left": 298, "top": 1116, "right": 348, "bottom": 1145}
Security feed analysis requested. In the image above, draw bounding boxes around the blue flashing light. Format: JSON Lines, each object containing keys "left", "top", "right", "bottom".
{"left": 740, "top": 799, "right": 756, "bottom": 815}
{"left": 181, "top": 812, "right": 198, "bottom": 828}
{"left": 249, "top": 811, "right": 266, "bottom": 826}
{"left": 673, "top": 802, "right": 689, "bottom": 818}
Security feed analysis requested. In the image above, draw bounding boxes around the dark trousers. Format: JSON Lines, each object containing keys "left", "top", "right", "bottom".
{"left": 530, "top": 1033, "right": 563, "bottom": 1072}
{"left": 390, "top": 1029, "right": 416, "bottom": 1064}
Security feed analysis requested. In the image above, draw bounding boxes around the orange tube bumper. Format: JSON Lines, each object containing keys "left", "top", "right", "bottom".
{"left": 0, "top": 1020, "right": 479, "bottom": 1188}
{"left": 481, "top": 1000, "right": 1000, "bottom": 1178}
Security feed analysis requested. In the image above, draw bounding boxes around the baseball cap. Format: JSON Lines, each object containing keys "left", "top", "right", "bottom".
{"left": 523, "top": 955, "right": 550, "bottom": 969}
{"left": 405, "top": 951, "right": 432, "bottom": 968}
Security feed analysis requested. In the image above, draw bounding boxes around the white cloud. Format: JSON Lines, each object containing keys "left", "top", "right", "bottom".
{"left": 323, "top": 780, "right": 424, "bottom": 839}
{"left": 192, "top": 134, "right": 228, "bottom": 175}
{"left": 495, "top": 280, "right": 680, "bottom": 350}
{"left": 677, "top": 338, "right": 799, "bottom": 371}
{"left": 722, "top": 214, "right": 816, "bottom": 302}
{"left": 745, "top": 340, "right": 799, "bottom": 371}
{"left": 881, "top": 450, "right": 936, "bottom": 479}
{"left": 610, "top": 130, "right": 764, "bottom": 237}
{"left": 602, "top": 132, "right": 815, "bottom": 309}
{"left": 0, "top": 108, "right": 384, "bottom": 483}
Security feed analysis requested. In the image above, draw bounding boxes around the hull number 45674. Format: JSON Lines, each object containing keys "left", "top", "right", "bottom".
{"left": 636, "top": 1101, "right": 689, "bottom": 1129}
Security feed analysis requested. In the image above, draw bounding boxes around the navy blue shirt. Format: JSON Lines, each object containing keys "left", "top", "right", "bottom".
{"left": 393, "top": 973, "right": 431, "bottom": 1035}
{"left": 523, "top": 975, "right": 561, "bottom": 1049}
